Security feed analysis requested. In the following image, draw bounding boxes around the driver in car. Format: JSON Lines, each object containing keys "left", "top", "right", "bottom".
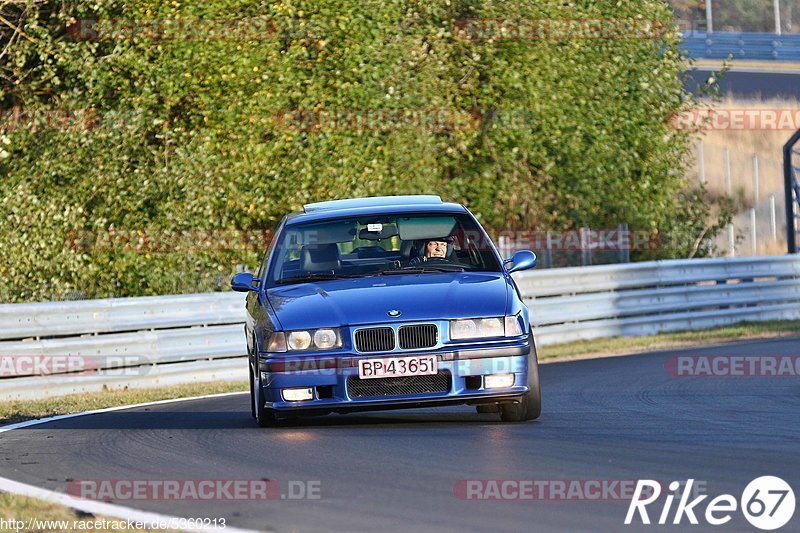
{"left": 408, "top": 237, "right": 451, "bottom": 266}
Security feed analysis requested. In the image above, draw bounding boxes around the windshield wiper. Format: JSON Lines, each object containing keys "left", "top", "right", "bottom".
{"left": 380, "top": 266, "right": 465, "bottom": 275}
{"left": 276, "top": 273, "right": 349, "bottom": 285}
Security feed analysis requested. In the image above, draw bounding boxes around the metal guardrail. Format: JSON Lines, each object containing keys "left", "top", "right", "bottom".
{"left": 1, "top": 255, "right": 799, "bottom": 399}
{"left": 522, "top": 256, "right": 800, "bottom": 344}
{"left": 681, "top": 31, "right": 800, "bottom": 61}
{"left": 0, "top": 292, "right": 245, "bottom": 340}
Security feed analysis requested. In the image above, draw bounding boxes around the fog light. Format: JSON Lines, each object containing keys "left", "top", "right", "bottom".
{"left": 484, "top": 374, "right": 515, "bottom": 389}
{"left": 282, "top": 387, "right": 313, "bottom": 402}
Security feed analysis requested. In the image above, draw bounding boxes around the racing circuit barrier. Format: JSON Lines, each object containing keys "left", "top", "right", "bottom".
{"left": 0, "top": 255, "right": 799, "bottom": 399}
{"left": 681, "top": 31, "right": 800, "bottom": 62}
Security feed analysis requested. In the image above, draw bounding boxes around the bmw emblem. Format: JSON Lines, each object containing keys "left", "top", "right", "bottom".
{"left": 387, "top": 309, "right": 401, "bottom": 318}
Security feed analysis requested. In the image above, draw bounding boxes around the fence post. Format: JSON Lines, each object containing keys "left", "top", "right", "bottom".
{"left": 698, "top": 140, "right": 706, "bottom": 185}
{"left": 753, "top": 154, "right": 760, "bottom": 203}
{"left": 728, "top": 225, "right": 736, "bottom": 257}
{"left": 770, "top": 194, "right": 778, "bottom": 242}
{"left": 725, "top": 147, "right": 735, "bottom": 257}
{"left": 724, "top": 147, "right": 732, "bottom": 194}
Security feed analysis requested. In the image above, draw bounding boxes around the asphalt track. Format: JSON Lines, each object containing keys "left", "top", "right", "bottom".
{"left": 685, "top": 68, "right": 800, "bottom": 99}
{"left": 1, "top": 337, "right": 799, "bottom": 532}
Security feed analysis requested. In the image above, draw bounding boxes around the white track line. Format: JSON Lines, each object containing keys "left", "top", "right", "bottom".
{"left": 0, "top": 476, "right": 257, "bottom": 533}
{"left": 692, "top": 65, "right": 800, "bottom": 75}
{"left": 0, "top": 391, "right": 257, "bottom": 533}
{"left": 0, "top": 391, "right": 246, "bottom": 433}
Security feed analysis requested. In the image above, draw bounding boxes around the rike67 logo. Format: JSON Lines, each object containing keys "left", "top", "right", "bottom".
{"left": 626, "top": 477, "right": 795, "bottom": 530}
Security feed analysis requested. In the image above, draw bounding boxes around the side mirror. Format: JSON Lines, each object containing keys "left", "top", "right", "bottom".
{"left": 504, "top": 250, "right": 537, "bottom": 273}
{"left": 231, "top": 272, "right": 259, "bottom": 292}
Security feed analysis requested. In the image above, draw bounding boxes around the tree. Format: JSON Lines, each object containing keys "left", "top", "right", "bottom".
{"left": 0, "top": 0, "right": 721, "bottom": 301}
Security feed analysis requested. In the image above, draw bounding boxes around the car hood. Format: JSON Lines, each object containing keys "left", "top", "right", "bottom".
{"left": 266, "top": 272, "right": 510, "bottom": 329}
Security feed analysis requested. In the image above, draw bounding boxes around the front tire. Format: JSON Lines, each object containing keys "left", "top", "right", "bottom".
{"left": 500, "top": 335, "right": 542, "bottom": 422}
{"left": 252, "top": 365, "right": 280, "bottom": 427}
{"left": 249, "top": 358, "right": 256, "bottom": 419}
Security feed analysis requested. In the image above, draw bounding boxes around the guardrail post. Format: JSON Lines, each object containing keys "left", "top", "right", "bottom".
{"left": 705, "top": 0, "right": 714, "bottom": 33}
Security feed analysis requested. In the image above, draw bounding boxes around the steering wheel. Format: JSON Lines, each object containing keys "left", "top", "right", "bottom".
{"left": 422, "top": 257, "right": 453, "bottom": 266}
{"left": 406, "top": 255, "right": 451, "bottom": 268}
{"left": 466, "top": 238, "right": 481, "bottom": 267}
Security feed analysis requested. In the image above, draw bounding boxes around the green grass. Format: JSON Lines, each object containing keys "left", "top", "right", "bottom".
{"left": 538, "top": 320, "right": 800, "bottom": 361}
{"left": 0, "top": 493, "right": 162, "bottom": 532}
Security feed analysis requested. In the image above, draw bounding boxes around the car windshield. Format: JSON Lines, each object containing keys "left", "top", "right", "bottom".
{"left": 268, "top": 213, "right": 502, "bottom": 284}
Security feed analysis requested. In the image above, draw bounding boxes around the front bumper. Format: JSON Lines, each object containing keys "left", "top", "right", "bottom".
{"left": 256, "top": 341, "right": 531, "bottom": 414}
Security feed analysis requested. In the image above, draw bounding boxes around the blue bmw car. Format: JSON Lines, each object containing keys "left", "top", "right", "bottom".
{"left": 231, "top": 195, "right": 541, "bottom": 426}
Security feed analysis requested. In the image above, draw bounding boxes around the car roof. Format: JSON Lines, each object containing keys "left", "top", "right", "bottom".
{"left": 285, "top": 196, "right": 468, "bottom": 224}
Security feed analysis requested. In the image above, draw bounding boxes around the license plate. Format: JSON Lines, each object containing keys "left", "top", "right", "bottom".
{"left": 358, "top": 355, "right": 438, "bottom": 379}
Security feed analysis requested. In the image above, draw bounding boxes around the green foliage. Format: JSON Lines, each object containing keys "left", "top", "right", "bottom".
{"left": 0, "top": 0, "right": 721, "bottom": 302}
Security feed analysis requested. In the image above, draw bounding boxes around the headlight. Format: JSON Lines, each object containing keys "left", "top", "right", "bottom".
{"left": 478, "top": 318, "right": 504, "bottom": 338}
{"left": 450, "top": 319, "right": 478, "bottom": 340}
{"left": 451, "top": 317, "right": 503, "bottom": 340}
{"left": 269, "top": 328, "right": 342, "bottom": 352}
{"left": 450, "top": 316, "right": 523, "bottom": 340}
{"left": 313, "top": 328, "right": 338, "bottom": 349}
{"left": 288, "top": 331, "right": 312, "bottom": 351}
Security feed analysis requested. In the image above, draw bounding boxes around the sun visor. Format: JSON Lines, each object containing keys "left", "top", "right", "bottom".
{"left": 397, "top": 217, "right": 457, "bottom": 240}
{"left": 284, "top": 220, "right": 357, "bottom": 245}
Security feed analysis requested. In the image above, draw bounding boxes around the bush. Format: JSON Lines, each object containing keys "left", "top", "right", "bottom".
{"left": 0, "top": 0, "right": 718, "bottom": 302}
